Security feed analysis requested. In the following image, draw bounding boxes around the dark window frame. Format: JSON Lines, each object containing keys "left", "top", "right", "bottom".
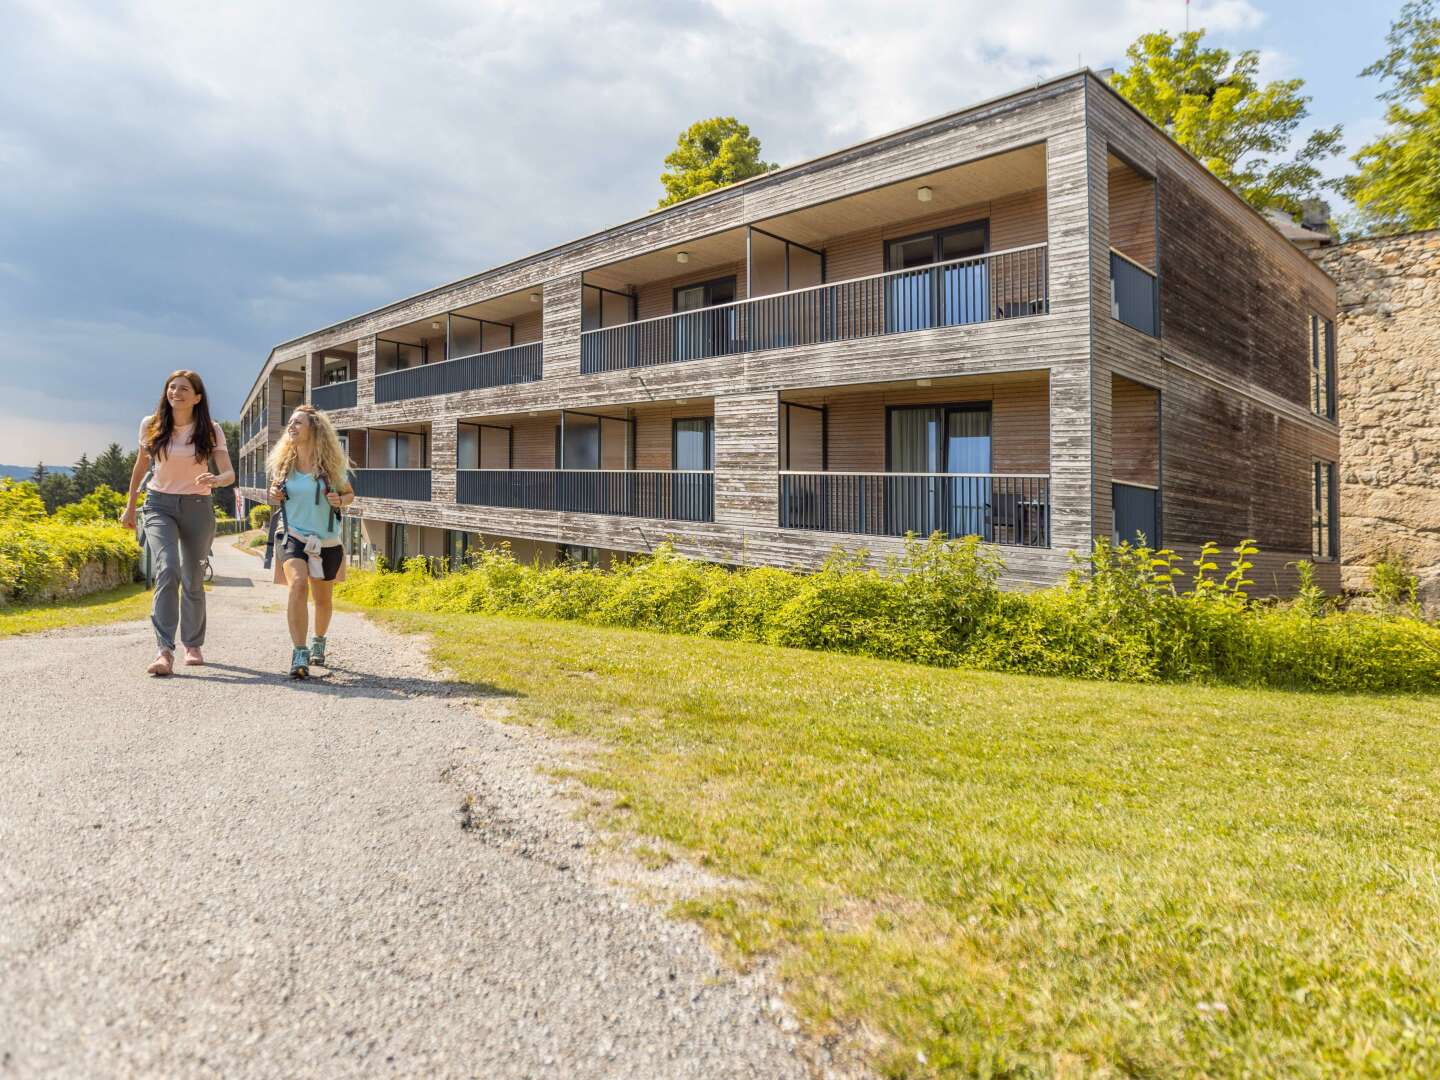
{"left": 672, "top": 275, "right": 738, "bottom": 313}
{"left": 883, "top": 218, "right": 991, "bottom": 272}
{"left": 884, "top": 401, "right": 994, "bottom": 473}
{"left": 671, "top": 416, "right": 715, "bottom": 471}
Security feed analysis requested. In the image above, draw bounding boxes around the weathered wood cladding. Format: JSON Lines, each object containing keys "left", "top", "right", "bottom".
{"left": 1107, "top": 163, "right": 1155, "bottom": 269}
{"left": 779, "top": 372, "right": 1051, "bottom": 475}
{"left": 245, "top": 79, "right": 1089, "bottom": 400}
{"left": 542, "top": 273, "right": 582, "bottom": 378}
{"left": 1111, "top": 375, "right": 1159, "bottom": 486}
{"left": 356, "top": 336, "right": 376, "bottom": 407}
{"left": 714, "top": 393, "right": 780, "bottom": 527}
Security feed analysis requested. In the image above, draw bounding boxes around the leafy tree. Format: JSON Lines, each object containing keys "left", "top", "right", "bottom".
{"left": 37, "top": 471, "right": 77, "bottom": 515}
{"left": 1111, "top": 30, "right": 1343, "bottom": 216}
{"left": 213, "top": 419, "right": 240, "bottom": 515}
{"left": 1336, "top": 1, "right": 1440, "bottom": 235}
{"left": 658, "top": 117, "right": 777, "bottom": 207}
{"left": 0, "top": 479, "right": 47, "bottom": 523}
{"left": 53, "top": 484, "right": 126, "bottom": 524}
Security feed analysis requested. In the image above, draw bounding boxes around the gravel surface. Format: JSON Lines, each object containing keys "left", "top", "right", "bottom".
{"left": 0, "top": 544, "right": 816, "bottom": 1079}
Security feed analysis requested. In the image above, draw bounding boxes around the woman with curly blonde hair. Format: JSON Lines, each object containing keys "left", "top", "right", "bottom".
{"left": 267, "top": 405, "right": 354, "bottom": 678}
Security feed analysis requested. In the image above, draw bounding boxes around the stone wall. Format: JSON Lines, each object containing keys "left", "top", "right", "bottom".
{"left": 1314, "top": 230, "right": 1440, "bottom": 612}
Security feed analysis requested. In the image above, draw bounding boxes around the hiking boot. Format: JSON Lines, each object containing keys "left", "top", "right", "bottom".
{"left": 183, "top": 646, "right": 205, "bottom": 666}
{"left": 147, "top": 650, "right": 174, "bottom": 677}
{"left": 289, "top": 645, "right": 310, "bottom": 680}
{"left": 309, "top": 635, "right": 327, "bottom": 667}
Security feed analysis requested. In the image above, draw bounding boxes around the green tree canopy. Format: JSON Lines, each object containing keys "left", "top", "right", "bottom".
{"left": 658, "top": 117, "right": 777, "bottom": 208}
{"left": 94, "top": 442, "right": 136, "bottom": 495}
{"left": 37, "top": 471, "right": 76, "bottom": 515}
{"left": 1111, "top": 30, "right": 1343, "bottom": 216}
{"left": 1336, "top": 1, "right": 1440, "bottom": 235}
{"left": 52, "top": 484, "right": 126, "bottom": 524}
{"left": 0, "top": 479, "right": 47, "bottom": 523}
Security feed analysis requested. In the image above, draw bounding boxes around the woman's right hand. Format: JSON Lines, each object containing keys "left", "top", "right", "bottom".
{"left": 120, "top": 506, "right": 136, "bottom": 530}
{"left": 269, "top": 483, "right": 285, "bottom": 505}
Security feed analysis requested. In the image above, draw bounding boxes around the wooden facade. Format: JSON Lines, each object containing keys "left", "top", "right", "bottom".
{"left": 237, "top": 72, "right": 1340, "bottom": 594}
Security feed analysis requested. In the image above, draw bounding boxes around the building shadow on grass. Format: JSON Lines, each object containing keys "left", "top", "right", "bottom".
{"left": 185, "top": 660, "right": 516, "bottom": 705}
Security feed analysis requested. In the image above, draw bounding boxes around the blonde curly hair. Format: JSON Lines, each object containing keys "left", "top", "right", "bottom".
{"left": 266, "top": 405, "right": 351, "bottom": 491}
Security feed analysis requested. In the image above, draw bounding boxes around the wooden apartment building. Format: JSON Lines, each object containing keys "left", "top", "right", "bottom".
{"left": 237, "top": 70, "right": 1341, "bottom": 592}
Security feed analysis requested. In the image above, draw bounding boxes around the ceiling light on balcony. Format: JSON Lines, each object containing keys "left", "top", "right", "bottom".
{"left": 916, "top": 186, "right": 933, "bottom": 203}
{"left": 675, "top": 251, "right": 691, "bottom": 264}
{"left": 430, "top": 321, "right": 441, "bottom": 331}
{"left": 915, "top": 378, "right": 932, "bottom": 387}
{"left": 529, "top": 292, "right": 541, "bottom": 303}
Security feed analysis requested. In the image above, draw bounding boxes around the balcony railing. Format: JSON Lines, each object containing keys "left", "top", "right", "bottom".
{"left": 374, "top": 342, "right": 543, "bottom": 403}
{"left": 1110, "top": 249, "right": 1158, "bottom": 336}
{"left": 312, "top": 379, "right": 357, "bottom": 411}
{"left": 1112, "top": 482, "right": 1160, "bottom": 547}
{"left": 350, "top": 468, "right": 432, "bottom": 502}
{"left": 581, "top": 244, "right": 1048, "bottom": 373}
{"left": 779, "top": 472, "right": 1050, "bottom": 547}
{"left": 457, "top": 469, "right": 713, "bottom": 522}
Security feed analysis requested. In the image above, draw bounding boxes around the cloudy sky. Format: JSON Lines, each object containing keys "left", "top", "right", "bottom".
{"left": 0, "top": 0, "right": 1403, "bottom": 466}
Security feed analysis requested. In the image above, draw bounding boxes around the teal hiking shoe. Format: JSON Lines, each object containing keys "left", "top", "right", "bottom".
{"left": 309, "top": 635, "right": 327, "bottom": 667}
{"left": 289, "top": 645, "right": 310, "bottom": 680}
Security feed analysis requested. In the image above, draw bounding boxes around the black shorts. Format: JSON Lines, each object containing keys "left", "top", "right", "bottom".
{"left": 281, "top": 537, "right": 344, "bottom": 581}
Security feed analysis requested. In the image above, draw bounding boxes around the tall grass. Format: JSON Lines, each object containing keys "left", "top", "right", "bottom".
{"left": 338, "top": 537, "right": 1440, "bottom": 693}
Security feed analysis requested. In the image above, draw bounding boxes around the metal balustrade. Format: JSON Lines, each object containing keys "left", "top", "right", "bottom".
{"left": 1110, "top": 250, "right": 1158, "bottom": 336}
{"left": 457, "top": 469, "right": 713, "bottom": 522}
{"left": 779, "top": 472, "right": 1050, "bottom": 547}
{"left": 580, "top": 244, "right": 1048, "bottom": 373}
{"left": 312, "top": 379, "right": 357, "bottom": 411}
{"left": 350, "top": 468, "right": 432, "bottom": 502}
{"left": 374, "top": 342, "right": 543, "bottom": 403}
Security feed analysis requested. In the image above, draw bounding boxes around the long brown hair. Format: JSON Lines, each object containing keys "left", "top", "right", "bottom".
{"left": 142, "top": 369, "right": 217, "bottom": 462}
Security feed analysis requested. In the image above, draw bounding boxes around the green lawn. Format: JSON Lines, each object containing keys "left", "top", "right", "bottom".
{"left": 0, "top": 582, "right": 150, "bottom": 637}
{"left": 366, "top": 607, "right": 1440, "bottom": 1078}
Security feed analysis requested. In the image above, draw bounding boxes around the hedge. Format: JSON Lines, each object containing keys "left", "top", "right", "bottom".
{"left": 0, "top": 520, "right": 141, "bottom": 605}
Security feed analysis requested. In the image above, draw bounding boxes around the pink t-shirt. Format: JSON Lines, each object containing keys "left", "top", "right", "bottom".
{"left": 140, "top": 417, "right": 226, "bottom": 495}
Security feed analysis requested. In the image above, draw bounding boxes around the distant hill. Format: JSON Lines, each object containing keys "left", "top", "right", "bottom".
{"left": 0, "top": 465, "right": 74, "bottom": 483}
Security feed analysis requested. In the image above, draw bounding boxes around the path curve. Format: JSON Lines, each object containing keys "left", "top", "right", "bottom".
{"left": 0, "top": 543, "right": 812, "bottom": 1079}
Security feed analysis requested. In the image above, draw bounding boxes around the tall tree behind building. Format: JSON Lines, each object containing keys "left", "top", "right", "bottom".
{"left": 1111, "top": 30, "right": 1342, "bottom": 217}
{"left": 658, "top": 117, "right": 777, "bottom": 208}
{"left": 1336, "top": 1, "right": 1440, "bottom": 235}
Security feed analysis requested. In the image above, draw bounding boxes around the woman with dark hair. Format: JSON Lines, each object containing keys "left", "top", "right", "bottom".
{"left": 120, "top": 370, "right": 233, "bottom": 676}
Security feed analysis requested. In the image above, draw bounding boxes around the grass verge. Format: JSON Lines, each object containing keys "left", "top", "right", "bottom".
{"left": 0, "top": 581, "right": 150, "bottom": 637}
{"left": 361, "top": 606, "right": 1440, "bottom": 1078}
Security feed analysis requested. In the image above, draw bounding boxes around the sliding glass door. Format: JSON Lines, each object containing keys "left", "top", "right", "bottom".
{"left": 887, "top": 404, "right": 992, "bottom": 538}
{"left": 885, "top": 221, "right": 989, "bottom": 332}
{"left": 674, "top": 276, "right": 738, "bottom": 360}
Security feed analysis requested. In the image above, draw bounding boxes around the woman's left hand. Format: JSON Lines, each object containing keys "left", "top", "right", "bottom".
{"left": 194, "top": 472, "right": 219, "bottom": 490}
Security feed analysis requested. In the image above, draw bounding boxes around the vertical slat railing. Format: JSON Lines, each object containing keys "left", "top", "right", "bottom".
{"left": 456, "top": 470, "right": 713, "bottom": 522}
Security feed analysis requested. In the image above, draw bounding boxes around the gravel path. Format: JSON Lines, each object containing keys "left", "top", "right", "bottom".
{"left": 0, "top": 544, "right": 815, "bottom": 1079}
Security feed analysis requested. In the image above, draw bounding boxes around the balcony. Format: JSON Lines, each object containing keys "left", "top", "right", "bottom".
{"left": 1111, "top": 250, "right": 1158, "bottom": 336}
{"left": 457, "top": 469, "right": 713, "bottom": 522}
{"left": 350, "top": 468, "right": 432, "bottom": 502}
{"left": 779, "top": 472, "right": 1050, "bottom": 547}
{"left": 375, "top": 342, "right": 543, "bottom": 403}
{"left": 313, "top": 379, "right": 358, "bottom": 411}
{"left": 581, "top": 244, "right": 1047, "bottom": 373}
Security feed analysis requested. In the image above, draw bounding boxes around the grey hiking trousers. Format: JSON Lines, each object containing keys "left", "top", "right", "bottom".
{"left": 143, "top": 492, "right": 216, "bottom": 652}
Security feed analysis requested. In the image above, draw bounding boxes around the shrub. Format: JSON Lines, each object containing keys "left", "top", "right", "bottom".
{"left": 1371, "top": 551, "right": 1421, "bottom": 616}
{"left": 52, "top": 485, "right": 125, "bottom": 525}
{"left": 0, "top": 519, "right": 140, "bottom": 604}
{"left": 0, "top": 479, "right": 46, "bottom": 524}
{"left": 248, "top": 504, "right": 272, "bottom": 530}
{"left": 335, "top": 535, "right": 1440, "bottom": 694}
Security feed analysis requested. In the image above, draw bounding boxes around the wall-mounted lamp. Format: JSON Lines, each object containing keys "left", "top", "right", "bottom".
{"left": 675, "top": 251, "right": 691, "bottom": 264}
{"left": 916, "top": 186, "right": 933, "bottom": 203}
{"left": 528, "top": 292, "right": 541, "bottom": 303}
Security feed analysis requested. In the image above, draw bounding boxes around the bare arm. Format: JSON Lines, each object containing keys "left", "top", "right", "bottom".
{"left": 120, "top": 447, "right": 151, "bottom": 529}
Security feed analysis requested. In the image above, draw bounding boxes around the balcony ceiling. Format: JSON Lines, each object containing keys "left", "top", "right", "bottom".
{"left": 780, "top": 367, "right": 1047, "bottom": 406}
{"left": 583, "top": 143, "right": 1046, "bottom": 292}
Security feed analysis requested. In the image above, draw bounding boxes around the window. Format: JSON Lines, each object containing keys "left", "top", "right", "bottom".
{"left": 1313, "top": 461, "right": 1338, "bottom": 560}
{"left": 581, "top": 285, "right": 635, "bottom": 331}
{"left": 444, "top": 529, "right": 472, "bottom": 571}
{"left": 884, "top": 221, "right": 990, "bottom": 330}
{"left": 886, "top": 404, "right": 993, "bottom": 537}
{"left": 369, "top": 429, "right": 428, "bottom": 469}
{"left": 672, "top": 418, "right": 714, "bottom": 471}
{"left": 558, "top": 543, "right": 602, "bottom": 567}
{"left": 281, "top": 386, "right": 303, "bottom": 424}
{"left": 673, "top": 277, "right": 738, "bottom": 360}
{"left": 1309, "top": 314, "right": 1336, "bottom": 418}
{"left": 554, "top": 416, "right": 600, "bottom": 469}
{"left": 376, "top": 339, "right": 427, "bottom": 374}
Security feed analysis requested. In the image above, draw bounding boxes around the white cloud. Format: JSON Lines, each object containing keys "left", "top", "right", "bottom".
{"left": 1, "top": 0, "right": 1280, "bottom": 464}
